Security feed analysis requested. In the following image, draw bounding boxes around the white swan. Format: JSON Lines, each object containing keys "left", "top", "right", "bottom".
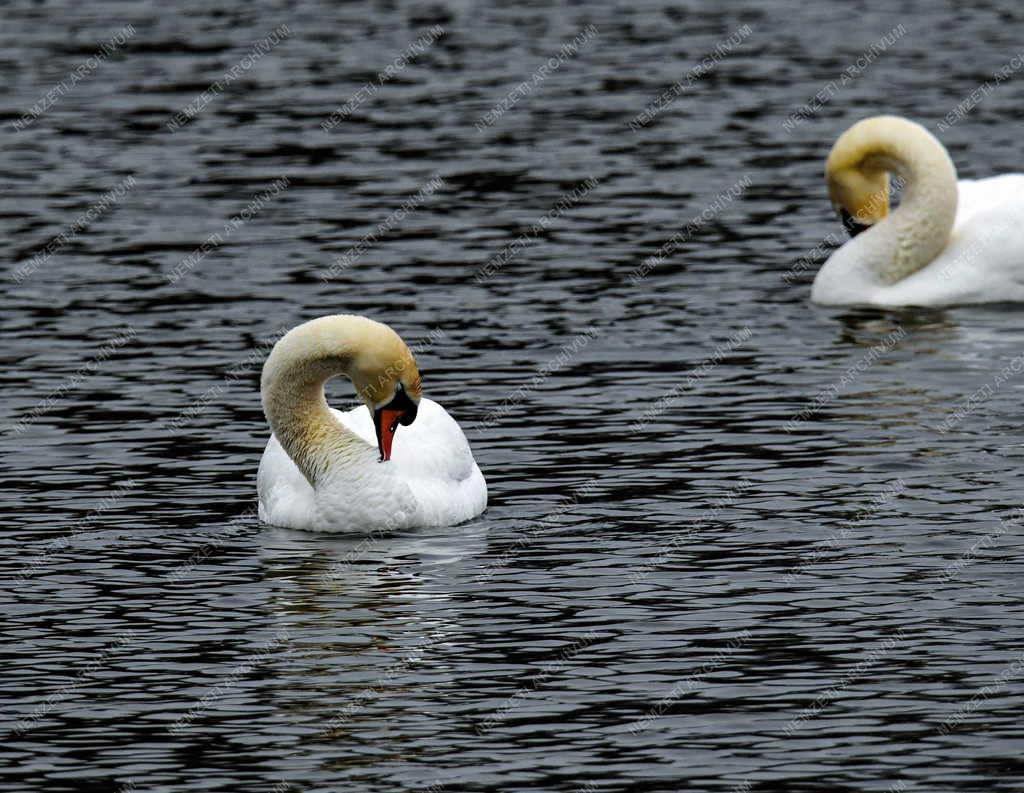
{"left": 811, "top": 115, "right": 1024, "bottom": 307}
{"left": 257, "top": 314, "right": 487, "bottom": 533}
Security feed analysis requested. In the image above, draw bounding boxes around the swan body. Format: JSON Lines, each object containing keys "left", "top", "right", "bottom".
{"left": 811, "top": 116, "right": 1024, "bottom": 307}
{"left": 257, "top": 315, "right": 486, "bottom": 533}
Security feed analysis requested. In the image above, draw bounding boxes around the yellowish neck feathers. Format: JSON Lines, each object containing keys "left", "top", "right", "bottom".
{"left": 261, "top": 315, "right": 421, "bottom": 484}
{"left": 826, "top": 115, "right": 958, "bottom": 284}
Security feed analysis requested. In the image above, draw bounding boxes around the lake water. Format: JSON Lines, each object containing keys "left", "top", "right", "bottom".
{"left": 3, "top": 1, "right": 1024, "bottom": 791}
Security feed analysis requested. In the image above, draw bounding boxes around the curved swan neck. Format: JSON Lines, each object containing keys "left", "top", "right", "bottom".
{"left": 836, "top": 117, "right": 959, "bottom": 284}
{"left": 261, "top": 314, "right": 420, "bottom": 486}
{"left": 261, "top": 319, "right": 366, "bottom": 485}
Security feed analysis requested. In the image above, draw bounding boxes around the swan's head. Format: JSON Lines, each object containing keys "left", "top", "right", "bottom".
{"left": 344, "top": 320, "right": 422, "bottom": 462}
{"left": 825, "top": 117, "right": 910, "bottom": 238}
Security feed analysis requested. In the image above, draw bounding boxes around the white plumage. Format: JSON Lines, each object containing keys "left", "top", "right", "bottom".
{"left": 258, "top": 398, "right": 487, "bottom": 533}
{"left": 814, "top": 175, "right": 1024, "bottom": 307}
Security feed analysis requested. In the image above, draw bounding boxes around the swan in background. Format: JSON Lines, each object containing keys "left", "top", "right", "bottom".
{"left": 811, "top": 115, "right": 1024, "bottom": 307}
{"left": 258, "top": 314, "right": 487, "bottom": 533}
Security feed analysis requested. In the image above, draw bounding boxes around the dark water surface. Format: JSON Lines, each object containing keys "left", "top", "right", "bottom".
{"left": 3, "top": 1, "right": 1024, "bottom": 791}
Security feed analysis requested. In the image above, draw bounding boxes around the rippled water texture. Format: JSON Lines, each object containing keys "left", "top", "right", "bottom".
{"left": 3, "top": 1, "right": 1024, "bottom": 791}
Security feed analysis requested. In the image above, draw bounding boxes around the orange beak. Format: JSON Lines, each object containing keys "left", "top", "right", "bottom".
{"left": 375, "top": 408, "right": 404, "bottom": 462}
{"left": 373, "top": 385, "right": 419, "bottom": 462}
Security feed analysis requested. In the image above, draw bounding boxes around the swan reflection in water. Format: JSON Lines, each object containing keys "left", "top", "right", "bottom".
{"left": 254, "top": 521, "right": 489, "bottom": 766}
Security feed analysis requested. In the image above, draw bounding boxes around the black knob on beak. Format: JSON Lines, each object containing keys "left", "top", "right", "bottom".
{"left": 839, "top": 208, "right": 871, "bottom": 238}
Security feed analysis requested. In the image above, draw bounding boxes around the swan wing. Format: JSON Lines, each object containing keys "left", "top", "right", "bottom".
{"left": 954, "top": 175, "right": 1024, "bottom": 231}
{"left": 883, "top": 177, "right": 1024, "bottom": 305}
{"left": 335, "top": 398, "right": 487, "bottom": 525}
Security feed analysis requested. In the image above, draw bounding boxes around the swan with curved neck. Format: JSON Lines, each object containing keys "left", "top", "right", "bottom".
{"left": 812, "top": 115, "right": 1024, "bottom": 306}
{"left": 258, "top": 314, "right": 487, "bottom": 533}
